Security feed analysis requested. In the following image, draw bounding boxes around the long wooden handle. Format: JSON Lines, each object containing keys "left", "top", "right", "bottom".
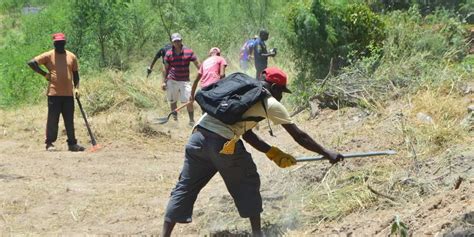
{"left": 174, "top": 101, "right": 191, "bottom": 112}
{"left": 296, "top": 150, "right": 397, "bottom": 162}
{"left": 76, "top": 97, "right": 97, "bottom": 146}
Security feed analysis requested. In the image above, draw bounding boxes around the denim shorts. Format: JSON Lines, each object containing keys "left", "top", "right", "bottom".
{"left": 164, "top": 126, "right": 262, "bottom": 223}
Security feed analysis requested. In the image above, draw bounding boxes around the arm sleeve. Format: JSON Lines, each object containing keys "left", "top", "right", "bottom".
{"left": 34, "top": 52, "right": 51, "bottom": 65}
{"left": 157, "top": 48, "right": 166, "bottom": 58}
{"left": 72, "top": 55, "right": 79, "bottom": 71}
{"left": 164, "top": 53, "right": 171, "bottom": 65}
{"left": 190, "top": 50, "right": 197, "bottom": 61}
{"left": 266, "top": 100, "right": 293, "bottom": 125}
{"left": 248, "top": 41, "right": 255, "bottom": 55}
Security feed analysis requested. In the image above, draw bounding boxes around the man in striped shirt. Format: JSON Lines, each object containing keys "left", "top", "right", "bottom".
{"left": 163, "top": 33, "right": 200, "bottom": 126}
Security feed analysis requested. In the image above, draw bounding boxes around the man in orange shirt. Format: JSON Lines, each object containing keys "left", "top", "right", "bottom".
{"left": 27, "top": 33, "right": 85, "bottom": 152}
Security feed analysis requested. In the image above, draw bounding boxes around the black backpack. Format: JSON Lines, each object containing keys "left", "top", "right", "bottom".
{"left": 195, "top": 72, "right": 269, "bottom": 125}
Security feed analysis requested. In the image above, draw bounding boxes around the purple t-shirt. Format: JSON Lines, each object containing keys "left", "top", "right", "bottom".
{"left": 240, "top": 39, "right": 255, "bottom": 61}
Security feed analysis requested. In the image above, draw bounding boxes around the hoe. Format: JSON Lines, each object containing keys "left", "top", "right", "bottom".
{"left": 296, "top": 150, "right": 397, "bottom": 162}
{"left": 76, "top": 97, "right": 101, "bottom": 152}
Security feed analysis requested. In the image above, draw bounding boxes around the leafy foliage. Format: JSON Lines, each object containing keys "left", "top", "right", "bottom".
{"left": 68, "top": 0, "right": 169, "bottom": 70}
{"left": 0, "top": 0, "right": 470, "bottom": 110}
{"left": 362, "top": 0, "right": 470, "bottom": 16}
{"left": 0, "top": 0, "right": 70, "bottom": 107}
{"left": 0, "top": 0, "right": 290, "bottom": 107}
{"left": 282, "top": 1, "right": 470, "bottom": 110}
{"left": 284, "top": 0, "right": 386, "bottom": 104}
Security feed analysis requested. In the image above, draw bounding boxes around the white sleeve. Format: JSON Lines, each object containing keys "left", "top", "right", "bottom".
{"left": 266, "top": 98, "right": 293, "bottom": 125}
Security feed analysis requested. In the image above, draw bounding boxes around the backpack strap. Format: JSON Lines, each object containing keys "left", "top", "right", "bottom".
{"left": 238, "top": 98, "right": 275, "bottom": 136}
{"left": 240, "top": 116, "right": 265, "bottom": 122}
{"left": 261, "top": 98, "right": 275, "bottom": 137}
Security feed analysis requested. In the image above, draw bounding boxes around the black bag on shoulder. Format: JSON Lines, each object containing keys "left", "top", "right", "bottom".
{"left": 195, "top": 72, "right": 269, "bottom": 125}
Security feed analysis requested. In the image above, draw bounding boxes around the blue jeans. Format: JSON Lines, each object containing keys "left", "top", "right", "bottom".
{"left": 164, "top": 126, "right": 262, "bottom": 223}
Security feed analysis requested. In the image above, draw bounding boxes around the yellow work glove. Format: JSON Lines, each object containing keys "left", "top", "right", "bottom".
{"left": 265, "top": 146, "right": 296, "bottom": 168}
{"left": 74, "top": 88, "right": 80, "bottom": 98}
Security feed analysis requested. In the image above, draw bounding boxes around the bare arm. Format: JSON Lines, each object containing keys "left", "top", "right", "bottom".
{"left": 149, "top": 55, "right": 159, "bottom": 70}
{"left": 149, "top": 49, "right": 164, "bottom": 70}
{"left": 190, "top": 73, "right": 202, "bottom": 101}
{"left": 242, "top": 129, "right": 272, "bottom": 153}
{"left": 162, "top": 63, "right": 169, "bottom": 90}
{"left": 220, "top": 64, "right": 226, "bottom": 78}
{"left": 73, "top": 71, "right": 80, "bottom": 88}
{"left": 27, "top": 59, "right": 48, "bottom": 78}
{"left": 193, "top": 59, "right": 200, "bottom": 70}
{"left": 282, "top": 123, "right": 342, "bottom": 162}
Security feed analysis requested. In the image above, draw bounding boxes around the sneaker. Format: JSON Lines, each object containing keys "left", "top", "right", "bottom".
{"left": 46, "top": 143, "right": 56, "bottom": 152}
{"left": 188, "top": 121, "right": 195, "bottom": 127}
{"left": 68, "top": 144, "right": 85, "bottom": 152}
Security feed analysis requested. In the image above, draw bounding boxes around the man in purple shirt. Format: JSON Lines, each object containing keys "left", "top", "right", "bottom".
{"left": 239, "top": 35, "right": 257, "bottom": 72}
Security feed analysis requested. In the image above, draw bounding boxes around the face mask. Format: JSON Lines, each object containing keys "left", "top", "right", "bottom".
{"left": 54, "top": 41, "right": 66, "bottom": 52}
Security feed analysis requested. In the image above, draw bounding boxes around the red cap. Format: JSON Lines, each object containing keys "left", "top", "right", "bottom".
{"left": 263, "top": 67, "right": 291, "bottom": 93}
{"left": 52, "top": 33, "right": 66, "bottom": 42}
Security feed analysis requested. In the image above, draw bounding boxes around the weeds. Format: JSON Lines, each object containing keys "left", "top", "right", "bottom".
{"left": 391, "top": 215, "right": 409, "bottom": 237}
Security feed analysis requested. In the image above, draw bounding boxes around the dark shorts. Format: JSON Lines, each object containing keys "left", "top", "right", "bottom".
{"left": 164, "top": 126, "right": 262, "bottom": 223}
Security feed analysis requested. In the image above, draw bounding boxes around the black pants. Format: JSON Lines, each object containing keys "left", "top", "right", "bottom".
{"left": 255, "top": 63, "right": 267, "bottom": 81}
{"left": 45, "top": 96, "right": 77, "bottom": 146}
{"left": 165, "top": 126, "right": 262, "bottom": 223}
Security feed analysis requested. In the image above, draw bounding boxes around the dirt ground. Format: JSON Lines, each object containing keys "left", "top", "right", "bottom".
{"left": 1, "top": 101, "right": 473, "bottom": 236}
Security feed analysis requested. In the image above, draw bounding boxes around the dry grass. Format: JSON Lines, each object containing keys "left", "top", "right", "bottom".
{"left": 255, "top": 81, "right": 472, "bottom": 234}
{"left": 80, "top": 69, "right": 167, "bottom": 114}
{"left": 404, "top": 85, "right": 469, "bottom": 154}
{"left": 1, "top": 62, "right": 472, "bottom": 235}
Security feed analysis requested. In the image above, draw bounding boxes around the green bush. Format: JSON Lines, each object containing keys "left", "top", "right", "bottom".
{"left": 0, "top": 0, "right": 70, "bottom": 107}
{"left": 284, "top": 0, "right": 386, "bottom": 105}
{"left": 301, "top": 6, "right": 470, "bottom": 111}
{"left": 1, "top": 0, "right": 292, "bottom": 108}
{"left": 0, "top": 0, "right": 470, "bottom": 112}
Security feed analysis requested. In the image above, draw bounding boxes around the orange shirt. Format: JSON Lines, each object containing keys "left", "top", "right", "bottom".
{"left": 35, "top": 49, "right": 78, "bottom": 96}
